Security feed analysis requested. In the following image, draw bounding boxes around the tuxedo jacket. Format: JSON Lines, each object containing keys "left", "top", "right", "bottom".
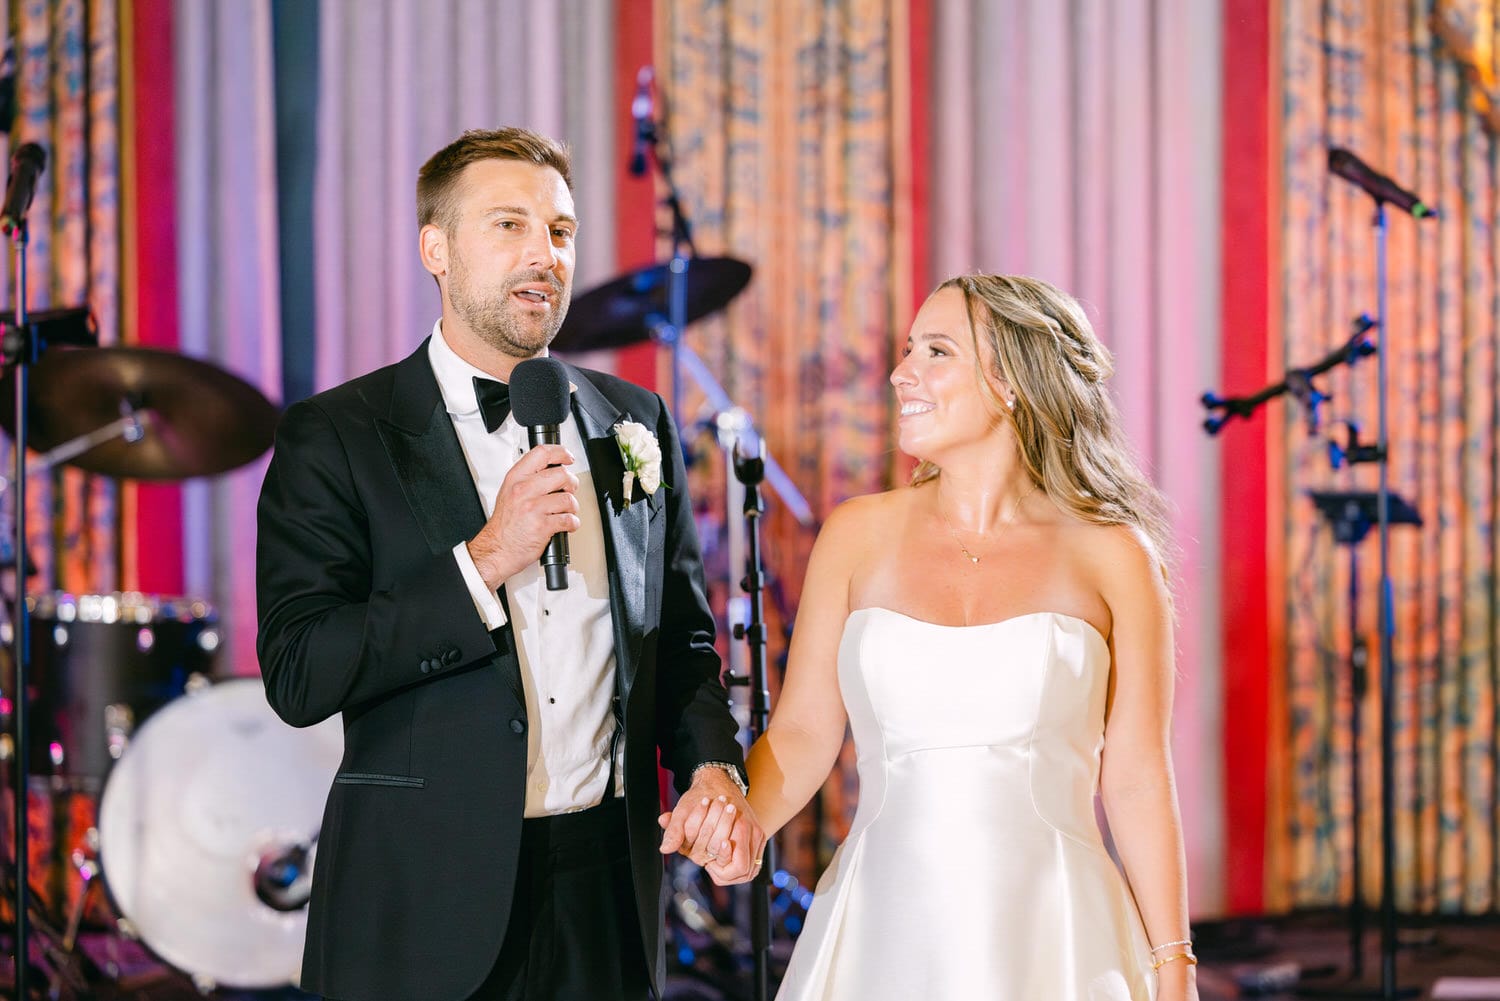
{"left": 255, "top": 340, "right": 743, "bottom": 1001}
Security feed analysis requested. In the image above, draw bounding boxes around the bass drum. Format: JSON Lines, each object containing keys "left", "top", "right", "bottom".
{"left": 97, "top": 678, "right": 342, "bottom": 989}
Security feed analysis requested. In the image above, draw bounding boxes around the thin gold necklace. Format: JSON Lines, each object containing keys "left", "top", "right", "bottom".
{"left": 938, "top": 482, "right": 1037, "bottom": 565}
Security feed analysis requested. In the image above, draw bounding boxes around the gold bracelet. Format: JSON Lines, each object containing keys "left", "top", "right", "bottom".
{"left": 1150, "top": 951, "right": 1199, "bottom": 971}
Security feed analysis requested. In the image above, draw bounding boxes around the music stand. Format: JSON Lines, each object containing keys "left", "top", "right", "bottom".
{"left": 1304, "top": 489, "right": 1421, "bottom": 995}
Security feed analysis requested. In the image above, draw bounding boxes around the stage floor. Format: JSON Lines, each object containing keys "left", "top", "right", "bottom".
{"left": 1191, "top": 910, "right": 1500, "bottom": 1000}
{"left": 5, "top": 909, "right": 1497, "bottom": 1000}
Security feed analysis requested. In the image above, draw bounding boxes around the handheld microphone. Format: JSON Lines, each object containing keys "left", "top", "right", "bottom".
{"left": 629, "top": 66, "right": 654, "bottom": 177}
{"left": 1327, "top": 147, "right": 1438, "bottom": 219}
{"left": 510, "top": 357, "right": 573, "bottom": 591}
{"left": 1, "top": 143, "right": 46, "bottom": 235}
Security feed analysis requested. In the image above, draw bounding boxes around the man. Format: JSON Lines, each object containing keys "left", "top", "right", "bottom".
{"left": 257, "top": 127, "right": 763, "bottom": 1001}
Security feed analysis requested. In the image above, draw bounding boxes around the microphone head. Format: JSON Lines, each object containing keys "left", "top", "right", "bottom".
{"left": 12, "top": 142, "right": 44, "bottom": 171}
{"left": 510, "top": 357, "right": 572, "bottom": 427}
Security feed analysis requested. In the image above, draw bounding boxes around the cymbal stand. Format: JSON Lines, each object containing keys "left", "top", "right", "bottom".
{"left": 632, "top": 83, "right": 696, "bottom": 427}
{"left": 0, "top": 410, "right": 149, "bottom": 495}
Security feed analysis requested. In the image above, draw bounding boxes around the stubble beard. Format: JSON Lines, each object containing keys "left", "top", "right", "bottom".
{"left": 447, "top": 250, "right": 572, "bottom": 359}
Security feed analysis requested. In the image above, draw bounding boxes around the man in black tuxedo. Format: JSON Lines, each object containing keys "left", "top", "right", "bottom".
{"left": 256, "top": 128, "right": 763, "bottom": 1001}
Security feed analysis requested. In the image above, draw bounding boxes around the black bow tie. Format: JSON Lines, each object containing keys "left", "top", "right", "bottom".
{"left": 472, "top": 377, "right": 511, "bottom": 433}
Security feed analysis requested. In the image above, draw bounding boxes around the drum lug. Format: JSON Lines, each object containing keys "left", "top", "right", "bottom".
{"left": 192, "top": 971, "right": 217, "bottom": 995}
{"left": 105, "top": 702, "right": 134, "bottom": 761}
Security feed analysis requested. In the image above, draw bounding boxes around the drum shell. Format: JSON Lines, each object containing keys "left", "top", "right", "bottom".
{"left": 4, "top": 593, "right": 219, "bottom": 780}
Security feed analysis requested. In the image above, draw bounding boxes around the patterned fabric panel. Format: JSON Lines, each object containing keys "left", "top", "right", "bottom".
{"left": 654, "top": 0, "right": 904, "bottom": 881}
{"left": 1277, "top": 0, "right": 1498, "bottom": 914}
{"left": 3, "top": 0, "right": 120, "bottom": 595}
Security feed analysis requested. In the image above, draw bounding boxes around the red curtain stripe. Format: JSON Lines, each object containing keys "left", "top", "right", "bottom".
{"left": 614, "top": 0, "right": 657, "bottom": 392}
{"left": 1219, "top": 0, "right": 1274, "bottom": 914}
{"left": 124, "top": 0, "right": 182, "bottom": 595}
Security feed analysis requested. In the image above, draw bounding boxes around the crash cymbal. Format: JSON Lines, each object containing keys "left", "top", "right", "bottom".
{"left": 0, "top": 346, "right": 279, "bottom": 479}
{"left": 552, "top": 256, "right": 752, "bottom": 353}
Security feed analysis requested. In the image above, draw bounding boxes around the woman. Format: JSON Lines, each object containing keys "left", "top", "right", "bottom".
{"left": 685, "top": 275, "right": 1196, "bottom": 1000}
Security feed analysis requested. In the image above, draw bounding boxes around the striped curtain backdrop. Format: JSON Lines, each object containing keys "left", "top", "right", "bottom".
{"left": 652, "top": 0, "right": 907, "bottom": 881}
{"left": 925, "top": 0, "right": 1225, "bottom": 914}
{"left": 310, "top": 0, "right": 620, "bottom": 391}
{"left": 3, "top": 0, "right": 121, "bottom": 595}
{"left": 1274, "top": 0, "right": 1500, "bottom": 913}
{"left": 170, "top": 0, "right": 620, "bottom": 670}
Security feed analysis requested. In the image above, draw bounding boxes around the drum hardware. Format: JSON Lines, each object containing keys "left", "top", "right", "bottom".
{"left": 253, "top": 837, "right": 318, "bottom": 912}
{"left": 102, "top": 704, "right": 131, "bottom": 763}
{"left": 42, "top": 834, "right": 99, "bottom": 999}
{"left": 0, "top": 344, "right": 279, "bottom": 480}
{"left": 0, "top": 297, "right": 281, "bottom": 994}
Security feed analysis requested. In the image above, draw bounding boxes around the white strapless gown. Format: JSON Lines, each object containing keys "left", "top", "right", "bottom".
{"left": 775, "top": 608, "right": 1156, "bottom": 1001}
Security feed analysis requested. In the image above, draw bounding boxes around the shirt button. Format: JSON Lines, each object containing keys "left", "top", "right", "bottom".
{"left": 509, "top": 718, "right": 525, "bottom": 734}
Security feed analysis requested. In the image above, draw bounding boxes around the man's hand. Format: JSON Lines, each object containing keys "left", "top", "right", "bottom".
{"left": 657, "top": 767, "right": 766, "bottom": 886}
{"left": 466, "top": 444, "right": 579, "bottom": 588}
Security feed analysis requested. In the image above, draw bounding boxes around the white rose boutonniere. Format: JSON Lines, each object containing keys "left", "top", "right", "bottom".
{"left": 615, "top": 420, "right": 665, "bottom": 507}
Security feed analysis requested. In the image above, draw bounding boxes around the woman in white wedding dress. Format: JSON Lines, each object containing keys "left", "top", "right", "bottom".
{"left": 695, "top": 275, "right": 1198, "bottom": 1001}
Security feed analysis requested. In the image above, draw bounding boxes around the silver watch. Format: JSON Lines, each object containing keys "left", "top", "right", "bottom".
{"left": 692, "top": 760, "right": 748, "bottom": 797}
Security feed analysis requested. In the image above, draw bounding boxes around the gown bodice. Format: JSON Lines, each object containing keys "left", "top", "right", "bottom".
{"left": 775, "top": 607, "right": 1156, "bottom": 1001}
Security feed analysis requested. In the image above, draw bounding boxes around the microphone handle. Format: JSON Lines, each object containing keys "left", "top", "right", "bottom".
{"left": 527, "top": 424, "right": 570, "bottom": 591}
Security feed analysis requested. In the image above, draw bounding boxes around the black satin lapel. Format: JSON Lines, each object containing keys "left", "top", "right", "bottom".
{"left": 377, "top": 402, "right": 487, "bottom": 556}
{"left": 572, "top": 382, "right": 649, "bottom": 695}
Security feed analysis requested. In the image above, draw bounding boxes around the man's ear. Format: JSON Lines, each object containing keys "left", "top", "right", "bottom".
{"left": 419, "top": 223, "right": 448, "bottom": 279}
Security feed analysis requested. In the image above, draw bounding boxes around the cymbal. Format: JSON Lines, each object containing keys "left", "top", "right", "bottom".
{"left": 552, "top": 256, "right": 752, "bottom": 352}
{"left": 0, "top": 346, "right": 280, "bottom": 479}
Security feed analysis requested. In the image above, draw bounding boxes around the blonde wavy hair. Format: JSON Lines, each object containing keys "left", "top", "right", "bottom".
{"left": 911, "top": 274, "right": 1175, "bottom": 578}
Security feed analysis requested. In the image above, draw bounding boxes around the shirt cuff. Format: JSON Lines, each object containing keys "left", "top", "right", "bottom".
{"left": 452, "top": 542, "right": 507, "bottom": 629}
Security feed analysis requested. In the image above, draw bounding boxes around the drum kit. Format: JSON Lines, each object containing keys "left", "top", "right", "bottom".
{"left": 0, "top": 331, "right": 342, "bottom": 997}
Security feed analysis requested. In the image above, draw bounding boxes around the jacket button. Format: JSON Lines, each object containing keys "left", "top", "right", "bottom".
{"left": 419, "top": 659, "right": 431, "bottom": 674}
{"left": 509, "top": 718, "right": 525, "bottom": 734}
{"left": 444, "top": 649, "right": 460, "bottom": 665}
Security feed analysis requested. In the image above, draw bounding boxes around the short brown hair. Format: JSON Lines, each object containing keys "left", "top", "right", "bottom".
{"left": 417, "top": 127, "right": 573, "bottom": 232}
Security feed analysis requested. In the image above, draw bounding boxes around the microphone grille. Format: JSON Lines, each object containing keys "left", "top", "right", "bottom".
{"left": 510, "top": 357, "right": 572, "bottom": 426}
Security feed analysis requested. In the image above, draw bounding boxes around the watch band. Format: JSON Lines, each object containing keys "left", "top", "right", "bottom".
{"left": 692, "top": 760, "right": 749, "bottom": 797}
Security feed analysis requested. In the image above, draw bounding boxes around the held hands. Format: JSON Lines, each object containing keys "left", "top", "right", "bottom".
{"left": 658, "top": 767, "right": 766, "bottom": 886}
{"left": 467, "top": 444, "right": 580, "bottom": 588}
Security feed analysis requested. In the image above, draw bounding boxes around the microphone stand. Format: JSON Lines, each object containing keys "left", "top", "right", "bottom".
{"left": 1365, "top": 199, "right": 1418, "bottom": 1001}
{"left": 2, "top": 213, "right": 35, "bottom": 1001}
{"left": 1290, "top": 193, "right": 1419, "bottom": 1001}
{"left": 730, "top": 436, "right": 772, "bottom": 1001}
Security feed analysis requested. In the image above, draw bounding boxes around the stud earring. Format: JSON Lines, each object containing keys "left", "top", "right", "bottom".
{"left": 1006, "top": 397, "right": 1016, "bottom": 410}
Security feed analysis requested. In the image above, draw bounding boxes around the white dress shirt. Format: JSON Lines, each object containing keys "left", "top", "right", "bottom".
{"left": 430, "top": 323, "right": 622, "bottom": 817}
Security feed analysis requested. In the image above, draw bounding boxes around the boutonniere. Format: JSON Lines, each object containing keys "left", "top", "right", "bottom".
{"left": 614, "top": 420, "right": 666, "bottom": 507}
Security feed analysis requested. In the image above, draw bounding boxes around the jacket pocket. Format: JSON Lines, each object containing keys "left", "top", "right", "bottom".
{"left": 332, "top": 771, "right": 425, "bottom": 789}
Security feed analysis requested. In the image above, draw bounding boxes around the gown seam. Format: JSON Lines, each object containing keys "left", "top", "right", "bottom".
{"left": 1024, "top": 619, "right": 1111, "bottom": 856}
